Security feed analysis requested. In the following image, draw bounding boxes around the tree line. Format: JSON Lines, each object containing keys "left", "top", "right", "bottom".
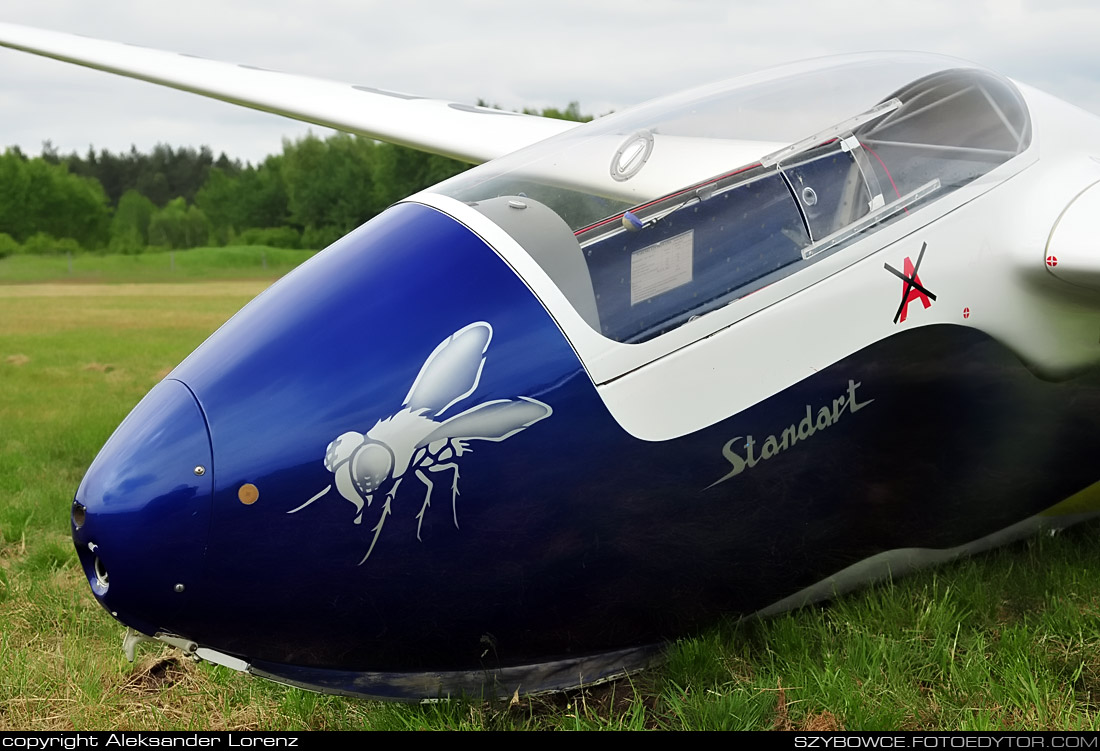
{"left": 0, "top": 103, "right": 590, "bottom": 257}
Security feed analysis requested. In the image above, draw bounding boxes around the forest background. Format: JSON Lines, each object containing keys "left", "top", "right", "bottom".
{"left": 0, "top": 103, "right": 588, "bottom": 259}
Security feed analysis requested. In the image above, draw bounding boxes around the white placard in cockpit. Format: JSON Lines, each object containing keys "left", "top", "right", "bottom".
{"left": 630, "top": 230, "right": 694, "bottom": 306}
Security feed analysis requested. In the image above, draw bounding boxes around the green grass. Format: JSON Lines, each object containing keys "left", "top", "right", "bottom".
{"left": 0, "top": 246, "right": 316, "bottom": 285}
{"left": 658, "top": 534, "right": 1100, "bottom": 731}
{"left": 3, "top": 267, "right": 1100, "bottom": 729}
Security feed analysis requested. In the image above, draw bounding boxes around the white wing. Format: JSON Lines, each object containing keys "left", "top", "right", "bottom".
{"left": 403, "top": 322, "right": 492, "bottom": 418}
{"left": 0, "top": 23, "right": 790, "bottom": 204}
{"left": 0, "top": 23, "right": 577, "bottom": 164}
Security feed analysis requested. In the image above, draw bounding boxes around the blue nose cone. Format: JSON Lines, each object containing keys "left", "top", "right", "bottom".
{"left": 73, "top": 378, "right": 213, "bottom": 637}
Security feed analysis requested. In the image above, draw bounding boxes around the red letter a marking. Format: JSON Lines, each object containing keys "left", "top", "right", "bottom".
{"left": 899, "top": 256, "right": 932, "bottom": 323}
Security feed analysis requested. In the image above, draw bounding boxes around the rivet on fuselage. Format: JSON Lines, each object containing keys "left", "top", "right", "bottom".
{"left": 193, "top": 466, "right": 206, "bottom": 476}
{"left": 174, "top": 583, "right": 185, "bottom": 593}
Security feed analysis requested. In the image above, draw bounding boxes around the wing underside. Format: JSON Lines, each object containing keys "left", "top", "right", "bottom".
{"left": 0, "top": 22, "right": 578, "bottom": 164}
{"left": 0, "top": 23, "right": 808, "bottom": 206}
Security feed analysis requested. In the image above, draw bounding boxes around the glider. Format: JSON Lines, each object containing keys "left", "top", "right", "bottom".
{"left": 3, "top": 23, "right": 1100, "bottom": 700}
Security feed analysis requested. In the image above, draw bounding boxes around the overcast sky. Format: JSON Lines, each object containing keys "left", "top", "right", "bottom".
{"left": 2, "top": 0, "right": 1099, "bottom": 164}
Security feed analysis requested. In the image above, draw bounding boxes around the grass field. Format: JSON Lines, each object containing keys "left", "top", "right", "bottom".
{"left": 3, "top": 266, "right": 1100, "bottom": 730}
{"left": 0, "top": 246, "right": 316, "bottom": 285}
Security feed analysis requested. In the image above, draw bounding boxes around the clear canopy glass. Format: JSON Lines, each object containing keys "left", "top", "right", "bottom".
{"left": 434, "top": 53, "right": 1032, "bottom": 343}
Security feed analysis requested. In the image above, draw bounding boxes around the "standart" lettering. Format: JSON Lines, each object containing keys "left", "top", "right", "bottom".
{"left": 707, "top": 379, "right": 873, "bottom": 488}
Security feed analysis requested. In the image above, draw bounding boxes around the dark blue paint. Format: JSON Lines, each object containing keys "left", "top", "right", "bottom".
{"left": 73, "top": 202, "right": 1100, "bottom": 697}
{"left": 73, "top": 378, "right": 212, "bottom": 636}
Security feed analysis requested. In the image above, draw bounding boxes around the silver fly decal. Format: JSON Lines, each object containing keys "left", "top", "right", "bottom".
{"left": 707, "top": 379, "right": 872, "bottom": 488}
{"left": 288, "top": 322, "right": 552, "bottom": 563}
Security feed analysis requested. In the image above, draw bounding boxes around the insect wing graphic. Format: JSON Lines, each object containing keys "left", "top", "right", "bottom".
{"left": 288, "top": 321, "right": 552, "bottom": 563}
{"left": 403, "top": 322, "right": 492, "bottom": 417}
